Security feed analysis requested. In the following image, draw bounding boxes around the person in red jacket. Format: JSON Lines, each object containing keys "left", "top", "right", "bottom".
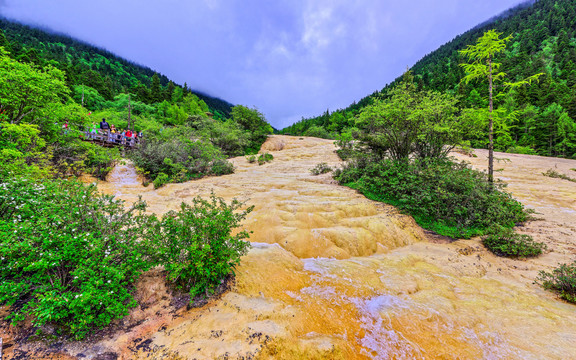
{"left": 124, "top": 129, "right": 132, "bottom": 145}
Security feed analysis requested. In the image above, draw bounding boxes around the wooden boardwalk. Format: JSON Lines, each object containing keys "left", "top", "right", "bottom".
{"left": 81, "top": 131, "right": 141, "bottom": 148}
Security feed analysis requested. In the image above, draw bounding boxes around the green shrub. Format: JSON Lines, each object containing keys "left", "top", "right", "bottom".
{"left": 0, "top": 123, "right": 50, "bottom": 180}
{"left": 335, "top": 157, "right": 530, "bottom": 238}
{"left": 334, "top": 130, "right": 357, "bottom": 160}
{"left": 0, "top": 178, "right": 152, "bottom": 339}
{"left": 51, "top": 141, "right": 119, "bottom": 179}
{"left": 483, "top": 226, "right": 546, "bottom": 257}
{"left": 211, "top": 159, "right": 235, "bottom": 175}
{"left": 506, "top": 145, "right": 537, "bottom": 155}
{"left": 303, "top": 125, "right": 334, "bottom": 139}
{"left": 310, "top": 162, "right": 332, "bottom": 175}
{"left": 258, "top": 152, "right": 274, "bottom": 165}
{"left": 246, "top": 155, "right": 257, "bottom": 163}
{"left": 130, "top": 138, "right": 234, "bottom": 184}
{"left": 149, "top": 194, "right": 253, "bottom": 297}
{"left": 188, "top": 116, "right": 250, "bottom": 157}
{"left": 453, "top": 141, "right": 477, "bottom": 158}
{"left": 0, "top": 178, "right": 254, "bottom": 339}
{"left": 153, "top": 172, "right": 170, "bottom": 189}
{"left": 537, "top": 262, "right": 576, "bottom": 303}
{"left": 230, "top": 105, "right": 273, "bottom": 153}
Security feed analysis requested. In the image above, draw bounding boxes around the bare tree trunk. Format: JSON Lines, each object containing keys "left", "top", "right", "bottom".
{"left": 488, "top": 55, "right": 494, "bottom": 183}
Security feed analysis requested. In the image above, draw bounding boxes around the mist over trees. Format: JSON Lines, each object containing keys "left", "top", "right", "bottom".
{"left": 0, "top": 17, "right": 233, "bottom": 117}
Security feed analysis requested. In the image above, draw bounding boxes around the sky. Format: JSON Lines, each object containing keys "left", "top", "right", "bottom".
{"left": 0, "top": 0, "right": 524, "bottom": 128}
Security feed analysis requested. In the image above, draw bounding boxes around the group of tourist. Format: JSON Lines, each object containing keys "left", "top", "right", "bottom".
{"left": 87, "top": 118, "right": 143, "bottom": 146}
{"left": 60, "top": 118, "right": 143, "bottom": 146}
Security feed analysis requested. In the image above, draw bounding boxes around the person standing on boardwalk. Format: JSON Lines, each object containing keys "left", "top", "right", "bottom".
{"left": 125, "top": 129, "right": 133, "bottom": 146}
{"left": 100, "top": 118, "right": 110, "bottom": 135}
{"left": 90, "top": 123, "right": 98, "bottom": 139}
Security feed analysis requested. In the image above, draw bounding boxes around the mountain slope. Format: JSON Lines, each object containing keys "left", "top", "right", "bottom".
{"left": 281, "top": 0, "right": 576, "bottom": 158}
{"left": 0, "top": 17, "right": 273, "bottom": 184}
{"left": 0, "top": 17, "right": 233, "bottom": 116}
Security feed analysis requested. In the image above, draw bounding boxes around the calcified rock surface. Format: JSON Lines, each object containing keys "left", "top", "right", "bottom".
{"left": 6, "top": 136, "right": 575, "bottom": 359}
{"left": 107, "top": 136, "right": 576, "bottom": 359}
{"left": 453, "top": 149, "right": 576, "bottom": 282}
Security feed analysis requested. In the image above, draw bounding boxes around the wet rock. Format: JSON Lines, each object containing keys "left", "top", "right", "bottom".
{"left": 93, "top": 352, "right": 119, "bottom": 360}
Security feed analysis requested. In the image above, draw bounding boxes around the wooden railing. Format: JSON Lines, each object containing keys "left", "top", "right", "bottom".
{"left": 81, "top": 130, "right": 141, "bottom": 147}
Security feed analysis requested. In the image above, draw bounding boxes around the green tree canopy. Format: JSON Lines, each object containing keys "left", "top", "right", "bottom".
{"left": 355, "top": 73, "right": 461, "bottom": 161}
{"left": 230, "top": 105, "right": 273, "bottom": 153}
{"left": 0, "top": 47, "right": 69, "bottom": 124}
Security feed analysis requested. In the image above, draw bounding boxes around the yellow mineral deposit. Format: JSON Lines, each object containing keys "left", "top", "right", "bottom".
{"left": 92, "top": 136, "right": 576, "bottom": 359}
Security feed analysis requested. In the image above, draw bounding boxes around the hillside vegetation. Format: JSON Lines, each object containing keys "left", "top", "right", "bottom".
{"left": 0, "top": 18, "right": 272, "bottom": 185}
{"left": 0, "top": 18, "right": 268, "bottom": 338}
{"left": 282, "top": 0, "right": 576, "bottom": 159}
{"left": 0, "top": 17, "right": 232, "bottom": 116}
{"left": 333, "top": 73, "right": 535, "bottom": 240}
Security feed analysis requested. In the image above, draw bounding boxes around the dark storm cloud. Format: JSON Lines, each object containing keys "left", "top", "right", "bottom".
{"left": 1, "top": 0, "right": 524, "bottom": 128}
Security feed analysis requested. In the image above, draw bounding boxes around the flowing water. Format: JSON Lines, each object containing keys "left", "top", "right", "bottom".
{"left": 86, "top": 136, "right": 576, "bottom": 359}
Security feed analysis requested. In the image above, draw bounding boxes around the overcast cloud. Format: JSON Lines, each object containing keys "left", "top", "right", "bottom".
{"left": 0, "top": 0, "right": 523, "bottom": 128}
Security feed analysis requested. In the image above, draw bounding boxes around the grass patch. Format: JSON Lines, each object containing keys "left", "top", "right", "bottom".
{"left": 542, "top": 169, "right": 576, "bottom": 182}
{"left": 310, "top": 162, "right": 332, "bottom": 175}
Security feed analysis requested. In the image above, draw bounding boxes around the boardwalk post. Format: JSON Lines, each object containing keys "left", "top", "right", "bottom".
{"left": 127, "top": 94, "right": 132, "bottom": 131}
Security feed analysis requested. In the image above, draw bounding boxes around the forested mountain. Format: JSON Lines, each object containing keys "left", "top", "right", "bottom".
{"left": 0, "top": 17, "right": 233, "bottom": 116}
{"left": 0, "top": 17, "right": 273, "bottom": 185}
{"left": 282, "top": 0, "right": 576, "bottom": 158}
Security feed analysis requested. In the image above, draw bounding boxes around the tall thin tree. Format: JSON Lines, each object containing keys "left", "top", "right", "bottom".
{"left": 460, "top": 30, "right": 542, "bottom": 183}
{"left": 127, "top": 93, "right": 132, "bottom": 131}
{"left": 459, "top": 30, "right": 511, "bottom": 183}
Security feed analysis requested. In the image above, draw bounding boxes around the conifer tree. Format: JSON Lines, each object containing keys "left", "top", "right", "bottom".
{"left": 460, "top": 30, "right": 542, "bottom": 182}
{"left": 0, "top": 30, "right": 11, "bottom": 52}
{"left": 165, "top": 81, "right": 175, "bottom": 102}
{"left": 150, "top": 73, "right": 162, "bottom": 103}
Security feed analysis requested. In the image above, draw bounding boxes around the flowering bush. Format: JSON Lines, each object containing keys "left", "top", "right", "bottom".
{"left": 0, "top": 178, "right": 252, "bottom": 339}
{"left": 0, "top": 178, "right": 152, "bottom": 339}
